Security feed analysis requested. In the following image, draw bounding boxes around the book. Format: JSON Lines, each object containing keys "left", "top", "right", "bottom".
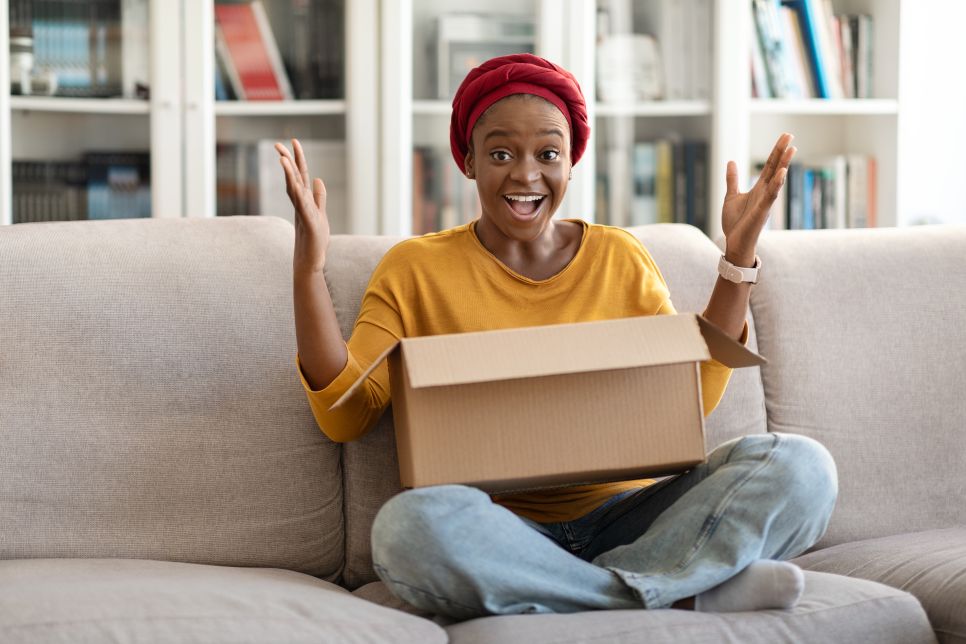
{"left": 655, "top": 139, "right": 675, "bottom": 224}
{"left": 214, "top": 1, "right": 294, "bottom": 101}
{"left": 631, "top": 143, "right": 657, "bottom": 226}
{"left": 781, "top": 0, "right": 830, "bottom": 98}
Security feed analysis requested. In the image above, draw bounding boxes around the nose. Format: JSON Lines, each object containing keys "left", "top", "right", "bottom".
{"left": 508, "top": 154, "right": 541, "bottom": 184}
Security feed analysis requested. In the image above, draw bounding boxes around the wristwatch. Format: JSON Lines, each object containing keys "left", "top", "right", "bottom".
{"left": 718, "top": 254, "right": 762, "bottom": 284}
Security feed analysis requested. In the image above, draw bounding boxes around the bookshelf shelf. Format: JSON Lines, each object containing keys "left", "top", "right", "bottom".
{"left": 214, "top": 100, "right": 347, "bottom": 117}
{"left": 595, "top": 101, "right": 712, "bottom": 117}
{"left": 749, "top": 99, "right": 899, "bottom": 116}
{"left": 10, "top": 97, "right": 150, "bottom": 115}
{"left": 412, "top": 100, "right": 452, "bottom": 116}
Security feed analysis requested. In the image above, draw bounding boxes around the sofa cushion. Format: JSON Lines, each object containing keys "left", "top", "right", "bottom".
{"left": 750, "top": 225, "right": 966, "bottom": 549}
{"left": 0, "top": 558, "right": 446, "bottom": 643}
{"left": 442, "top": 571, "right": 934, "bottom": 644}
{"left": 791, "top": 527, "right": 966, "bottom": 644}
{"left": 0, "top": 217, "right": 343, "bottom": 579}
{"left": 325, "top": 223, "right": 767, "bottom": 589}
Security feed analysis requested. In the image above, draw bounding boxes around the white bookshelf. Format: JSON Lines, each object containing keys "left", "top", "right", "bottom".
{"left": 1, "top": 0, "right": 910, "bottom": 233}
{"left": 378, "top": 0, "right": 907, "bottom": 237}
{"left": 0, "top": 0, "right": 379, "bottom": 232}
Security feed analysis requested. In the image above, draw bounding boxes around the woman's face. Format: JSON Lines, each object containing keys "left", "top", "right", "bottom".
{"left": 465, "top": 95, "right": 571, "bottom": 240}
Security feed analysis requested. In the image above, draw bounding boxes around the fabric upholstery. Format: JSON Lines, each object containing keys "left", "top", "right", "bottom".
{"left": 325, "top": 223, "right": 767, "bottom": 589}
{"left": 443, "top": 570, "right": 936, "bottom": 644}
{"left": 750, "top": 225, "right": 966, "bottom": 549}
{"left": 323, "top": 234, "right": 406, "bottom": 589}
{"left": 0, "top": 217, "right": 343, "bottom": 579}
{"left": 792, "top": 527, "right": 966, "bottom": 644}
{"left": 0, "top": 558, "right": 446, "bottom": 643}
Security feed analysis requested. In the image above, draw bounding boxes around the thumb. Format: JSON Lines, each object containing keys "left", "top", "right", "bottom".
{"left": 725, "top": 161, "right": 739, "bottom": 197}
{"left": 313, "top": 178, "right": 326, "bottom": 211}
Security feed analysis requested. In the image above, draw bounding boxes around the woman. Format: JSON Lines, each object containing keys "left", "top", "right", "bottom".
{"left": 277, "top": 54, "right": 838, "bottom": 619}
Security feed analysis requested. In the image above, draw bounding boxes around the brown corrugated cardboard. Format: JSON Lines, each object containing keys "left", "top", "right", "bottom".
{"left": 333, "top": 313, "right": 764, "bottom": 493}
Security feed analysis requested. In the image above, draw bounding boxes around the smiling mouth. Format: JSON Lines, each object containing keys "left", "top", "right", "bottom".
{"left": 503, "top": 195, "right": 546, "bottom": 218}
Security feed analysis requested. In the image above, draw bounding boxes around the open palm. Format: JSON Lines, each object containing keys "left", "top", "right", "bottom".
{"left": 721, "top": 133, "right": 796, "bottom": 260}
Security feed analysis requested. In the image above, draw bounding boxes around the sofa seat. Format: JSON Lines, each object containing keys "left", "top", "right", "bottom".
{"left": 355, "top": 571, "right": 935, "bottom": 643}
{"left": 792, "top": 527, "right": 966, "bottom": 644}
{"left": 0, "top": 558, "right": 446, "bottom": 643}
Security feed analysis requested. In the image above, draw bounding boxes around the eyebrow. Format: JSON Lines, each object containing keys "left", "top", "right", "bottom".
{"left": 483, "top": 127, "right": 566, "bottom": 142}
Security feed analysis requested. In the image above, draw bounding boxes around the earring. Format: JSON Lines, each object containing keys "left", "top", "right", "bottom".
{"left": 569, "top": 169, "right": 573, "bottom": 180}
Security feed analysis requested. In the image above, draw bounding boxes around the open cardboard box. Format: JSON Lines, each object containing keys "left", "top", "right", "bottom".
{"left": 333, "top": 313, "right": 765, "bottom": 494}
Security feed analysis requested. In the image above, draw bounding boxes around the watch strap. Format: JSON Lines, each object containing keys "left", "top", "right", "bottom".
{"left": 718, "top": 254, "right": 761, "bottom": 284}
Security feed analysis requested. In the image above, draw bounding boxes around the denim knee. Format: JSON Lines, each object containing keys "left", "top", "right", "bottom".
{"left": 765, "top": 433, "right": 839, "bottom": 534}
{"left": 371, "top": 484, "right": 488, "bottom": 576}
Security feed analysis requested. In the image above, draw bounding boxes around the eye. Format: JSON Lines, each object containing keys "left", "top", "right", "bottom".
{"left": 490, "top": 150, "right": 511, "bottom": 162}
{"left": 541, "top": 149, "right": 560, "bottom": 161}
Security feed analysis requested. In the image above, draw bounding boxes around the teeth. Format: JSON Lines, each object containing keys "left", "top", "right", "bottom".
{"left": 505, "top": 195, "right": 543, "bottom": 202}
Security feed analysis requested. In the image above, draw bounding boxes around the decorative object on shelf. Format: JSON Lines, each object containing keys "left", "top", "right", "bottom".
{"left": 214, "top": 0, "right": 294, "bottom": 101}
{"left": 434, "top": 13, "right": 535, "bottom": 100}
{"left": 596, "top": 33, "right": 664, "bottom": 103}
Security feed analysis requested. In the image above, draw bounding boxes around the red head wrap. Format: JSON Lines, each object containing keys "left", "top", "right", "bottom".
{"left": 450, "top": 53, "right": 590, "bottom": 173}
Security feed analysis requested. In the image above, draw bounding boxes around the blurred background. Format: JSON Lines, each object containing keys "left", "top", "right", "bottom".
{"left": 1, "top": 0, "right": 963, "bottom": 237}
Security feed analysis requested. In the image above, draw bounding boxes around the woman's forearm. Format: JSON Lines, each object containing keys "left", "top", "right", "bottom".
{"left": 702, "top": 250, "right": 755, "bottom": 340}
{"left": 293, "top": 266, "right": 349, "bottom": 391}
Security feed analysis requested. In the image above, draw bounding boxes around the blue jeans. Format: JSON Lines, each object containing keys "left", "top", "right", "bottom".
{"left": 371, "top": 432, "right": 838, "bottom": 619}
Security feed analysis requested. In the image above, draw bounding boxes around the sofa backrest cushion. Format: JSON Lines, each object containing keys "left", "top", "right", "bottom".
{"left": 325, "top": 222, "right": 766, "bottom": 589}
{"left": 0, "top": 217, "right": 343, "bottom": 580}
{"left": 751, "top": 225, "right": 966, "bottom": 549}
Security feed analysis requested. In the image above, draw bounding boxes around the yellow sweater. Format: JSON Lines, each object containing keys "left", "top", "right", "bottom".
{"left": 297, "top": 218, "right": 746, "bottom": 523}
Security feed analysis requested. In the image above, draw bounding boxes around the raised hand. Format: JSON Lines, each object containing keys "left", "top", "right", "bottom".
{"left": 276, "top": 138, "right": 329, "bottom": 273}
{"left": 721, "top": 133, "right": 797, "bottom": 264}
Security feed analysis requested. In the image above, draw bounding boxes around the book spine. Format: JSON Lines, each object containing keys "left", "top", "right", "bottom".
{"left": 630, "top": 143, "right": 657, "bottom": 226}
{"left": 782, "top": 0, "right": 828, "bottom": 98}
{"left": 250, "top": 0, "right": 294, "bottom": 100}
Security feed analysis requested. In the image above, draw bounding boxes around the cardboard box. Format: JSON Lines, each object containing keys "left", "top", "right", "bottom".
{"left": 333, "top": 313, "right": 765, "bottom": 494}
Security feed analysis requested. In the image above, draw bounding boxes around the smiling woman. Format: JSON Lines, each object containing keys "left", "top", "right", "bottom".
{"left": 277, "top": 53, "right": 835, "bottom": 622}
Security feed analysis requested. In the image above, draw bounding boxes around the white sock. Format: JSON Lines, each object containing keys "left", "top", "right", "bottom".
{"left": 693, "top": 560, "right": 805, "bottom": 612}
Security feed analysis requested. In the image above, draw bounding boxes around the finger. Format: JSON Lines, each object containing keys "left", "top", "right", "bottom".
{"left": 276, "top": 143, "right": 302, "bottom": 188}
{"left": 766, "top": 166, "right": 788, "bottom": 204}
{"left": 779, "top": 145, "right": 797, "bottom": 172}
{"left": 313, "top": 177, "right": 326, "bottom": 212}
{"left": 726, "top": 161, "right": 739, "bottom": 197}
{"left": 279, "top": 156, "right": 298, "bottom": 196}
{"left": 761, "top": 132, "right": 793, "bottom": 183}
{"left": 293, "top": 138, "right": 310, "bottom": 188}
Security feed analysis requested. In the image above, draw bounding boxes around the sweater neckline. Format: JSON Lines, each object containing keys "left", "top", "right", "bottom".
{"left": 468, "top": 218, "right": 590, "bottom": 285}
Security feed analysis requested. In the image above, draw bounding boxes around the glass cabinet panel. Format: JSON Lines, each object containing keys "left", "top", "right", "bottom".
{"left": 7, "top": 0, "right": 152, "bottom": 223}
{"left": 212, "top": 0, "right": 350, "bottom": 233}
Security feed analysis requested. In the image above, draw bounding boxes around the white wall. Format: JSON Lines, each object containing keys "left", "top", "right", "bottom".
{"left": 898, "top": 1, "right": 966, "bottom": 225}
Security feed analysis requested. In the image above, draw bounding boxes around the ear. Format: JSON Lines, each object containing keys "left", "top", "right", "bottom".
{"left": 464, "top": 147, "right": 475, "bottom": 179}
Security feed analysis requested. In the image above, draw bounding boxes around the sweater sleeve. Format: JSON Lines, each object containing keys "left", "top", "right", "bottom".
{"left": 295, "top": 251, "right": 407, "bottom": 443}
{"left": 656, "top": 297, "right": 748, "bottom": 417}
{"left": 295, "top": 320, "right": 397, "bottom": 443}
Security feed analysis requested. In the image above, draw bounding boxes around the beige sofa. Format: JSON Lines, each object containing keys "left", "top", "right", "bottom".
{"left": 1, "top": 215, "right": 963, "bottom": 643}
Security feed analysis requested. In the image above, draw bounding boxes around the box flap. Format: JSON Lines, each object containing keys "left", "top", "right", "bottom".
{"left": 328, "top": 341, "right": 400, "bottom": 410}
{"left": 696, "top": 315, "right": 767, "bottom": 367}
{"left": 401, "top": 314, "right": 712, "bottom": 389}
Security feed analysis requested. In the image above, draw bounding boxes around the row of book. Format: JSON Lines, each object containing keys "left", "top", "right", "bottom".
{"left": 216, "top": 139, "right": 348, "bottom": 232}
{"left": 597, "top": 139, "right": 709, "bottom": 230}
{"left": 11, "top": 153, "right": 151, "bottom": 223}
{"left": 214, "top": 0, "right": 344, "bottom": 101}
{"left": 751, "top": 0, "right": 873, "bottom": 99}
{"left": 755, "top": 156, "right": 877, "bottom": 229}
